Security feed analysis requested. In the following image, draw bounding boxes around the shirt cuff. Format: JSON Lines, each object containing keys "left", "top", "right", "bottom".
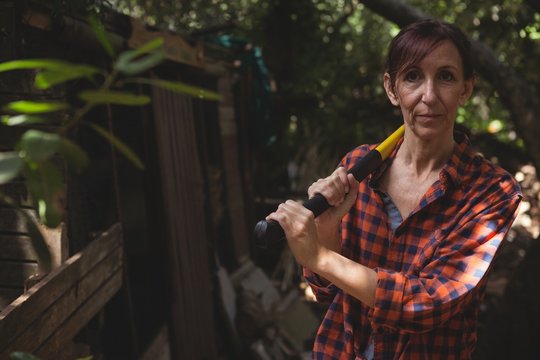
{"left": 303, "top": 267, "right": 337, "bottom": 303}
{"left": 368, "top": 267, "right": 406, "bottom": 331}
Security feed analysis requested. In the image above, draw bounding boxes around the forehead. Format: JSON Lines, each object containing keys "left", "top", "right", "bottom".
{"left": 414, "top": 40, "right": 463, "bottom": 70}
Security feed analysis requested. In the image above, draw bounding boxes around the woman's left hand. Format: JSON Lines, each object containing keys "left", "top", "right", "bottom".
{"left": 266, "top": 199, "right": 325, "bottom": 269}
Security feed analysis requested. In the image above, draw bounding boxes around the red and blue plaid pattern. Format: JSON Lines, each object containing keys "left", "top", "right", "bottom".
{"left": 304, "top": 133, "right": 522, "bottom": 359}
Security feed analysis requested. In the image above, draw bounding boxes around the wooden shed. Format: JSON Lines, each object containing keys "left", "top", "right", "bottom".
{"left": 0, "top": 0, "right": 263, "bottom": 358}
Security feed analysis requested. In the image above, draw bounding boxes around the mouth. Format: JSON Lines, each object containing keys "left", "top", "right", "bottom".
{"left": 415, "top": 114, "right": 443, "bottom": 120}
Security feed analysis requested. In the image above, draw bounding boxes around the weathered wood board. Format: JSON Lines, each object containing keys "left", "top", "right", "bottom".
{"left": 0, "top": 223, "right": 123, "bottom": 358}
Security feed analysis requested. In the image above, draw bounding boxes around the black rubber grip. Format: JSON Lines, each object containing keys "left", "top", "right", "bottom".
{"left": 253, "top": 149, "right": 382, "bottom": 249}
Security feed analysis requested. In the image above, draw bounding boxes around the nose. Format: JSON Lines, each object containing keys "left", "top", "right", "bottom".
{"left": 421, "top": 80, "right": 438, "bottom": 105}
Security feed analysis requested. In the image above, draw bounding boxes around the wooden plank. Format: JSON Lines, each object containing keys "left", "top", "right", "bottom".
{"left": 0, "top": 235, "right": 38, "bottom": 261}
{"left": 0, "top": 247, "right": 123, "bottom": 356}
{"left": 0, "top": 261, "right": 39, "bottom": 287}
{"left": 128, "top": 18, "right": 204, "bottom": 68}
{"left": 0, "top": 223, "right": 122, "bottom": 351}
{"left": 0, "top": 288, "right": 23, "bottom": 309}
{"left": 22, "top": 7, "right": 124, "bottom": 62}
{"left": 0, "top": 207, "right": 32, "bottom": 234}
{"left": 218, "top": 77, "right": 251, "bottom": 264}
{"left": 140, "top": 325, "right": 171, "bottom": 360}
{"left": 0, "top": 210, "right": 67, "bottom": 268}
{"left": 152, "top": 87, "right": 218, "bottom": 359}
{"left": 36, "top": 269, "right": 123, "bottom": 358}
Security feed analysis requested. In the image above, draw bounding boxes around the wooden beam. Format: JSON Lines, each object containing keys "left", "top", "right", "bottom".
{"left": 0, "top": 235, "right": 38, "bottom": 262}
{"left": 128, "top": 18, "right": 204, "bottom": 68}
{"left": 0, "top": 289, "right": 23, "bottom": 309}
{"left": 0, "top": 223, "right": 122, "bottom": 355}
{"left": 1, "top": 248, "right": 122, "bottom": 355}
{"left": 36, "top": 269, "right": 123, "bottom": 358}
{"left": 0, "top": 261, "right": 38, "bottom": 288}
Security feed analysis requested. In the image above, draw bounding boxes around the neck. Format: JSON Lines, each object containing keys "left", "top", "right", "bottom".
{"left": 397, "top": 128, "right": 455, "bottom": 179}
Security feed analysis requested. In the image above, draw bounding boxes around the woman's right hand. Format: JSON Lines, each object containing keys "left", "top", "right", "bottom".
{"left": 307, "top": 167, "right": 359, "bottom": 252}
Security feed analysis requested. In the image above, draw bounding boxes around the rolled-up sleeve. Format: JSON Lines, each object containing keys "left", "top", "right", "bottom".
{"left": 368, "top": 193, "right": 522, "bottom": 333}
{"left": 303, "top": 267, "right": 338, "bottom": 304}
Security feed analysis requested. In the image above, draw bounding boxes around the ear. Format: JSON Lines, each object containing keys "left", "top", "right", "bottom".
{"left": 459, "top": 75, "right": 476, "bottom": 106}
{"left": 383, "top": 73, "right": 399, "bottom": 106}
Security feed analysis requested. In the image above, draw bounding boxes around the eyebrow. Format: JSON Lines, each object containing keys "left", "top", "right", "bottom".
{"left": 438, "top": 65, "right": 459, "bottom": 71}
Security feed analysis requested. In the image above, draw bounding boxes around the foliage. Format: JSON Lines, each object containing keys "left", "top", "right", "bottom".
{"left": 104, "top": 0, "right": 539, "bottom": 193}
{"left": 0, "top": 15, "right": 221, "bottom": 271}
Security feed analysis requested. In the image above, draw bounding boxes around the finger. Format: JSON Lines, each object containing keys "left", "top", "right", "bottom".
{"left": 267, "top": 200, "right": 311, "bottom": 224}
{"left": 340, "top": 174, "right": 359, "bottom": 211}
{"left": 282, "top": 199, "right": 315, "bottom": 220}
{"left": 346, "top": 173, "right": 359, "bottom": 190}
{"left": 307, "top": 178, "right": 325, "bottom": 199}
{"left": 265, "top": 204, "right": 293, "bottom": 235}
{"left": 271, "top": 200, "right": 316, "bottom": 240}
{"left": 334, "top": 167, "right": 350, "bottom": 193}
{"left": 265, "top": 212, "right": 275, "bottom": 222}
{"left": 308, "top": 175, "right": 345, "bottom": 206}
{"left": 327, "top": 171, "right": 349, "bottom": 205}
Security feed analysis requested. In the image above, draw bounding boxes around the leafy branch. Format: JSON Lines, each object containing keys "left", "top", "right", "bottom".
{"left": 0, "top": 15, "right": 221, "bottom": 272}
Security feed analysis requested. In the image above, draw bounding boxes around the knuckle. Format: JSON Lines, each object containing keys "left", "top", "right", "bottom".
{"left": 297, "top": 222, "right": 307, "bottom": 233}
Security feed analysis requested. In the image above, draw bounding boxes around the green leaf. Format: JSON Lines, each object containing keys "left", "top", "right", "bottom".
{"left": 115, "top": 51, "right": 164, "bottom": 76}
{"left": 114, "top": 38, "right": 164, "bottom": 75}
{"left": 1, "top": 114, "right": 45, "bottom": 126}
{"left": 4, "top": 100, "right": 69, "bottom": 114}
{"left": 86, "top": 122, "right": 145, "bottom": 170}
{"left": 0, "top": 59, "right": 99, "bottom": 76}
{"left": 19, "top": 130, "right": 62, "bottom": 162}
{"left": 0, "top": 59, "right": 81, "bottom": 72}
{"left": 9, "top": 352, "right": 42, "bottom": 360}
{"left": 35, "top": 71, "right": 87, "bottom": 90}
{"left": 0, "top": 152, "right": 23, "bottom": 184}
{"left": 59, "top": 138, "right": 89, "bottom": 173}
{"left": 24, "top": 161, "right": 64, "bottom": 228}
{"left": 79, "top": 90, "right": 151, "bottom": 106}
{"left": 128, "top": 78, "right": 222, "bottom": 101}
{"left": 131, "top": 37, "right": 164, "bottom": 56}
{"left": 0, "top": 59, "right": 99, "bottom": 90}
{"left": 87, "top": 14, "right": 115, "bottom": 58}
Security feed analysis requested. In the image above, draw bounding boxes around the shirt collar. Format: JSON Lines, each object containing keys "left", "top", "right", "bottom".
{"left": 368, "top": 130, "right": 474, "bottom": 189}
{"left": 440, "top": 131, "right": 475, "bottom": 188}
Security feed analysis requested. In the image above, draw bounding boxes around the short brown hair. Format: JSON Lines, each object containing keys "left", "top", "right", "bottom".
{"left": 385, "top": 19, "right": 475, "bottom": 89}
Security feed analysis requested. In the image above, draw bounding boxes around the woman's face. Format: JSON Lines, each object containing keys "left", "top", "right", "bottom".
{"left": 384, "top": 40, "right": 474, "bottom": 140}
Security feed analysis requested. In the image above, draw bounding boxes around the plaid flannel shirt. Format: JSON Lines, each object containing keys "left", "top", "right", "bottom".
{"left": 304, "top": 132, "right": 522, "bottom": 360}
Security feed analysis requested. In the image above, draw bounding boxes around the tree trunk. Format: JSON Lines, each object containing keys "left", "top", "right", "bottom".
{"left": 360, "top": 0, "right": 540, "bottom": 174}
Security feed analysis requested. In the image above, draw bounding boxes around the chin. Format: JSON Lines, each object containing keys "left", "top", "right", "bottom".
{"left": 410, "top": 123, "right": 453, "bottom": 141}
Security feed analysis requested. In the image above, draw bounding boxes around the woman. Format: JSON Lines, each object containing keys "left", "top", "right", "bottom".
{"left": 266, "top": 19, "right": 522, "bottom": 359}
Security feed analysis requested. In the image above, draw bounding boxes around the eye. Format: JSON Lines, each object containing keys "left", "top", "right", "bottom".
{"left": 439, "top": 70, "right": 455, "bottom": 82}
{"left": 404, "top": 69, "right": 421, "bottom": 82}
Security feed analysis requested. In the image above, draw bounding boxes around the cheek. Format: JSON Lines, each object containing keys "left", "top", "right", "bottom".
{"left": 444, "top": 92, "right": 463, "bottom": 110}
{"left": 397, "top": 94, "right": 418, "bottom": 114}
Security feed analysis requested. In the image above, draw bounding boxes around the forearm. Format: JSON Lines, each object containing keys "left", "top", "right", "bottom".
{"left": 310, "top": 248, "right": 377, "bottom": 307}
{"left": 315, "top": 221, "right": 341, "bottom": 253}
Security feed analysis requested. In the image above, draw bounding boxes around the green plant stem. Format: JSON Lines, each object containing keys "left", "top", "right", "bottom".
{"left": 58, "top": 69, "right": 119, "bottom": 135}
